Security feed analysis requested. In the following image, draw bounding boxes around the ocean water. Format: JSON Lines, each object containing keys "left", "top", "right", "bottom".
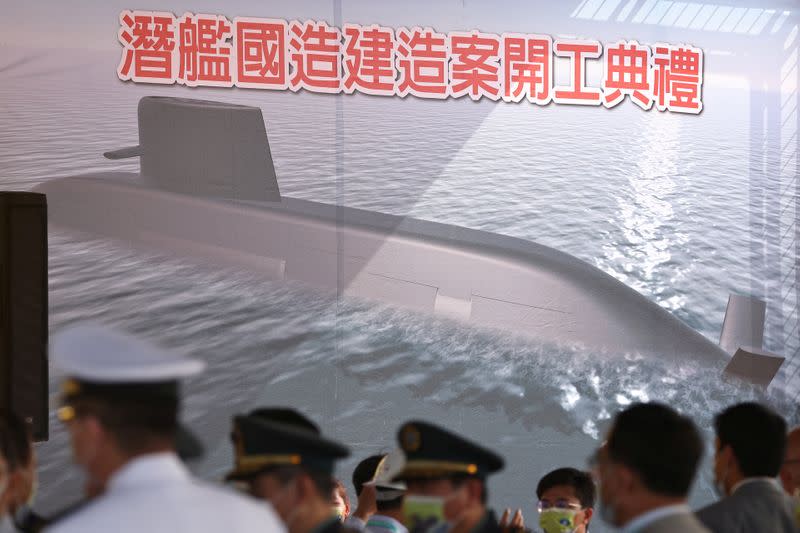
{"left": 40, "top": 231, "right": 797, "bottom": 530}
{"left": 1, "top": 46, "right": 798, "bottom": 530}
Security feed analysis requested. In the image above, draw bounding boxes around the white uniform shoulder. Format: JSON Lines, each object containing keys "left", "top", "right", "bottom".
{"left": 45, "top": 455, "right": 284, "bottom": 533}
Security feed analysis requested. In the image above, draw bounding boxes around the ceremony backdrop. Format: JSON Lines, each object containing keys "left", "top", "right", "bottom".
{"left": 1, "top": 1, "right": 799, "bottom": 530}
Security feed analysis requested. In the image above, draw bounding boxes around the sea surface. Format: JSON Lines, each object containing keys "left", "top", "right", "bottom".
{"left": 1, "top": 46, "right": 798, "bottom": 530}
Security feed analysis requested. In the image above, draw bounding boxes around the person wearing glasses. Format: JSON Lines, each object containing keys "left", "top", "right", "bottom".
{"left": 591, "top": 403, "right": 709, "bottom": 533}
{"left": 45, "top": 322, "right": 284, "bottom": 533}
{"left": 535, "top": 468, "right": 594, "bottom": 533}
{"left": 697, "top": 402, "right": 796, "bottom": 533}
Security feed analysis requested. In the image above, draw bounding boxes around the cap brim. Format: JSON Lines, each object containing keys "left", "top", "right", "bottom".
{"left": 393, "top": 460, "right": 482, "bottom": 481}
{"left": 176, "top": 424, "right": 204, "bottom": 461}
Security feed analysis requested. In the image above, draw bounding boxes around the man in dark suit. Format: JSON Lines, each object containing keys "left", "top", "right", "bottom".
{"left": 696, "top": 402, "right": 796, "bottom": 533}
{"left": 592, "top": 403, "right": 709, "bottom": 533}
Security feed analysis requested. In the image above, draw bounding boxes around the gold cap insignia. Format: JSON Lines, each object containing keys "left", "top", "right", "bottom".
{"left": 400, "top": 424, "right": 421, "bottom": 452}
{"left": 56, "top": 405, "right": 76, "bottom": 423}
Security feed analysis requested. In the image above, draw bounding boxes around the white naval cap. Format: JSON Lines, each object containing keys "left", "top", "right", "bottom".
{"left": 52, "top": 322, "right": 205, "bottom": 383}
{"left": 52, "top": 322, "right": 207, "bottom": 460}
{"left": 372, "top": 449, "right": 407, "bottom": 500}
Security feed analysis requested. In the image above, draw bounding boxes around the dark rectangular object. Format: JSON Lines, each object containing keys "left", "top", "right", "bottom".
{"left": 0, "top": 192, "right": 48, "bottom": 441}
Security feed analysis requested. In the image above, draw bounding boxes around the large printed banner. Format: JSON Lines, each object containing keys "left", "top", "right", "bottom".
{"left": 117, "top": 10, "right": 704, "bottom": 113}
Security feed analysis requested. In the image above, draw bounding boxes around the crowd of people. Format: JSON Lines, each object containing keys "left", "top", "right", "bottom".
{"left": 0, "top": 322, "right": 799, "bottom": 533}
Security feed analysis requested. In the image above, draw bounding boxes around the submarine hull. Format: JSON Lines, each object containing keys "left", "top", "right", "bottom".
{"left": 35, "top": 173, "right": 728, "bottom": 365}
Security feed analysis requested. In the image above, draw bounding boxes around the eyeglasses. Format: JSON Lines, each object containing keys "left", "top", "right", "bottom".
{"left": 538, "top": 500, "right": 582, "bottom": 512}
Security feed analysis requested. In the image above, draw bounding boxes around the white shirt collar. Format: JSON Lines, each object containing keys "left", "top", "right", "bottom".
{"left": 108, "top": 452, "right": 189, "bottom": 492}
{"left": 731, "top": 477, "right": 781, "bottom": 494}
{"left": 621, "top": 504, "right": 690, "bottom": 533}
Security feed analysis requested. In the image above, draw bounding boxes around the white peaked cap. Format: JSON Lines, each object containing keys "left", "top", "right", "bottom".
{"left": 52, "top": 322, "right": 205, "bottom": 383}
{"left": 372, "top": 448, "right": 407, "bottom": 500}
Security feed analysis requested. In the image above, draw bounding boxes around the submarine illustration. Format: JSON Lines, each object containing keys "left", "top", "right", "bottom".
{"left": 33, "top": 96, "right": 784, "bottom": 384}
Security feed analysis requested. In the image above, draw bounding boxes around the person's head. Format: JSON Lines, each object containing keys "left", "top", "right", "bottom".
{"left": 780, "top": 427, "right": 800, "bottom": 495}
{"left": 58, "top": 386, "right": 179, "bottom": 468}
{"left": 536, "top": 468, "right": 595, "bottom": 533}
{"left": 52, "top": 323, "right": 205, "bottom": 495}
{"left": 331, "top": 478, "right": 350, "bottom": 521}
{"left": 227, "top": 413, "right": 349, "bottom": 533}
{"left": 353, "top": 455, "right": 384, "bottom": 497}
{"left": 247, "top": 464, "right": 336, "bottom": 524}
{"left": 0, "top": 410, "right": 35, "bottom": 515}
{"left": 395, "top": 421, "right": 503, "bottom": 529}
{"left": 353, "top": 454, "right": 405, "bottom": 513}
{"left": 594, "top": 403, "right": 702, "bottom": 528}
{"left": 713, "top": 402, "right": 787, "bottom": 496}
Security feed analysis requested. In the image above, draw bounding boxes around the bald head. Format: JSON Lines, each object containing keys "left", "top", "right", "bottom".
{"left": 780, "top": 427, "right": 800, "bottom": 494}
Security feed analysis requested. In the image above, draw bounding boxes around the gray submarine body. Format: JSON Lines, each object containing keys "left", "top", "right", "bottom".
{"left": 35, "top": 96, "right": 776, "bottom": 373}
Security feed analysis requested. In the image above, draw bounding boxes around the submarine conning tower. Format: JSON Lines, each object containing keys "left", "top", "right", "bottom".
{"left": 104, "top": 96, "right": 281, "bottom": 202}
{"left": 44, "top": 95, "right": 784, "bottom": 388}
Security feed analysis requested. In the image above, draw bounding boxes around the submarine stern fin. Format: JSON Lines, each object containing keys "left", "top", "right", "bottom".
{"left": 719, "top": 294, "right": 785, "bottom": 388}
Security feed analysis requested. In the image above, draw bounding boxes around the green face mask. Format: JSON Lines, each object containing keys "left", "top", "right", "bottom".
{"left": 403, "top": 495, "right": 448, "bottom": 533}
{"left": 539, "top": 509, "right": 579, "bottom": 533}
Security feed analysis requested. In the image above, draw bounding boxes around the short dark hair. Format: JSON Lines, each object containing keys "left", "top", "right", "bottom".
{"left": 72, "top": 395, "right": 178, "bottom": 455}
{"left": 715, "top": 402, "right": 787, "bottom": 478}
{"left": 608, "top": 403, "right": 702, "bottom": 497}
{"left": 353, "top": 455, "right": 384, "bottom": 496}
{"left": 536, "top": 468, "right": 596, "bottom": 508}
{"left": 0, "top": 410, "right": 32, "bottom": 471}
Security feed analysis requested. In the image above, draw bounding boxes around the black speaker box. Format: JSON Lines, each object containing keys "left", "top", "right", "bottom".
{"left": 0, "top": 192, "right": 48, "bottom": 441}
